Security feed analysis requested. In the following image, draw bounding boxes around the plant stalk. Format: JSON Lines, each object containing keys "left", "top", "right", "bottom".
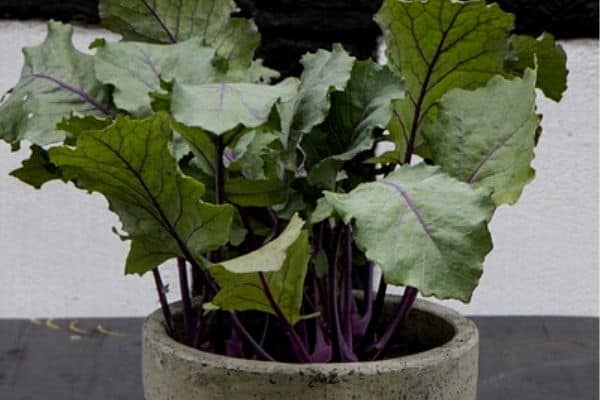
{"left": 328, "top": 225, "right": 357, "bottom": 362}
{"left": 352, "top": 262, "right": 374, "bottom": 337}
{"left": 230, "top": 312, "right": 275, "bottom": 361}
{"left": 152, "top": 268, "right": 174, "bottom": 337}
{"left": 341, "top": 225, "right": 354, "bottom": 346}
{"left": 259, "top": 272, "right": 311, "bottom": 363}
{"left": 177, "top": 258, "right": 194, "bottom": 345}
{"left": 371, "top": 287, "right": 418, "bottom": 360}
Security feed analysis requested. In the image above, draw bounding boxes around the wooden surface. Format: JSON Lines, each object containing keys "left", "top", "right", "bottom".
{"left": 0, "top": 316, "right": 598, "bottom": 399}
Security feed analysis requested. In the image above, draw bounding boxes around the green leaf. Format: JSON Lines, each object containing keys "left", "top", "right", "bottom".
{"left": 310, "top": 197, "right": 334, "bottom": 224}
{"left": 424, "top": 69, "right": 539, "bottom": 206}
{"left": 376, "top": 0, "right": 514, "bottom": 157}
{"left": 208, "top": 215, "right": 310, "bottom": 324}
{"left": 302, "top": 60, "right": 404, "bottom": 188}
{"left": 171, "top": 79, "right": 298, "bottom": 135}
{"left": 0, "top": 21, "right": 110, "bottom": 146}
{"left": 49, "top": 113, "right": 234, "bottom": 275}
{"left": 227, "top": 129, "right": 278, "bottom": 180}
{"left": 224, "top": 178, "right": 288, "bottom": 207}
{"left": 215, "top": 214, "right": 305, "bottom": 273}
{"left": 325, "top": 163, "right": 494, "bottom": 302}
{"left": 364, "top": 150, "right": 403, "bottom": 165}
{"left": 10, "top": 145, "right": 62, "bottom": 188}
{"left": 505, "top": 33, "right": 568, "bottom": 101}
{"left": 278, "top": 45, "right": 355, "bottom": 153}
{"left": 94, "top": 38, "right": 218, "bottom": 116}
{"left": 57, "top": 114, "right": 112, "bottom": 138}
{"left": 99, "top": 0, "right": 259, "bottom": 75}
{"left": 172, "top": 120, "right": 216, "bottom": 177}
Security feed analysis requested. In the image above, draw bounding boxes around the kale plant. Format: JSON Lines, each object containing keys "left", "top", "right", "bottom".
{"left": 0, "top": 0, "right": 568, "bottom": 362}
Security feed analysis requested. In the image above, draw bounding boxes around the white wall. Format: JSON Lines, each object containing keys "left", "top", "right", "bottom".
{"left": 0, "top": 21, "right": 597, "bottom": 318}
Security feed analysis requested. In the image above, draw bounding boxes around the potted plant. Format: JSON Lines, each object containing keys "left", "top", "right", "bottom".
{"left": 0, "top": 0, "right": 568, "bottom": 398}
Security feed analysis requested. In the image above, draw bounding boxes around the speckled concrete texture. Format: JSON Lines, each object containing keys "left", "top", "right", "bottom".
{"left": 142, "top": 298, "right": 479, "bottom": 400}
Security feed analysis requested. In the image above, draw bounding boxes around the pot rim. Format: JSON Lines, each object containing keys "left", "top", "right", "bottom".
{"left": 143, "top": 296, "right": 478, "bottom": 376}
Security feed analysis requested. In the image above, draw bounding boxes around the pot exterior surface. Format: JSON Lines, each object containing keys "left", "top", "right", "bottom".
{"left": 142, "top": 298, "right": 478, "bottom": 400}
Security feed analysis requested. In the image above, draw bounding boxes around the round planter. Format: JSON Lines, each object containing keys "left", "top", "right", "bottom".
{"left": 142, "top": 297, "right": 478, "bottom": 400}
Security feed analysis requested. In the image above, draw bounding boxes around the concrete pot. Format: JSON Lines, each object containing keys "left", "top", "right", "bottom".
{"left": 142, "top": 297, "right": 479, "bottom": 400}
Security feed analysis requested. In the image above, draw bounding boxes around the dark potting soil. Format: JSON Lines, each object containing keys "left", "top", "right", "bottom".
{"left": 169, "top": 305, "right": 454, "bottom": 363}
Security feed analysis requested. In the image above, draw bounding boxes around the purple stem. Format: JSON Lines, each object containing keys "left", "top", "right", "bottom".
{"left": 311, "top": 275, "right": 332, "bottom": 362}
{"left": 177, "top": 258, "right": 194, "bottom": 345}
{"left": 259, "top": 272, "right": 311, "bottom": 363}
{"left": 266, "top": 208, "right": 279, "bottom": 234}
{"left": 362, "top": 277, "right": 387, "bottom": 349}
{"left": 230, "top": 312, "right": 275, "bottom": 361}
{"left": 341, "top": 226, "right": 354, "bottom": 346}
{"left": 192, "top": 291, "right": 207, "bottom": 349}
{"left": 352, "top": 262, "right": 374, "bottom": 337}
{"left": 152, "top": 268, "right": 174, "bottom": 338}
{"left": 29, "top": 74, "right": 112, "bottom": 117}
{"left": 200, "top": 220, "right": 274, "bottom": 362}
{"left": 371, "top": 287, "right": 418, "bottom": 360}
{"left": 225, "top": 326, "right": 244, "bottom": 358}
{"left": 327, "top": 226, "right": 357, "bottom": 362}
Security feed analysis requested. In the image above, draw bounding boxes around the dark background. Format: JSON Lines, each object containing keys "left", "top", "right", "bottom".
{"left": 0, "top": 0, "right": 598, "bottom": 76}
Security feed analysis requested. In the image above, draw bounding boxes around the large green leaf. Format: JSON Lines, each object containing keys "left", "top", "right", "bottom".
{"left": 94, "top": 37, "right": 218, "bottom": 116}
{"left": 49, "top": 113, "right": 234, "bottom": 275}
{"left": 171, "top": 79, "right": 298, "bottom": 135}
{"left": 278, "top": 45, "right": 355, "bottom": 154}
{"left": 208, "top": 215, "right": 310, "bottom": 324}
{"left": 325, "top": 164, "right": 494, "bottom": 302}
{"left": 424, "top": 69, "right": 539, "bottom": 206}
{"left": 0, "top": 21, "right": 110, "bottom": 146}
{"left": 376, "top": 0, "right": 514, "bottom": 157}
{"left": 302, "top": 60, "right": 404, "bottom": 188}
{"left": 505, "top": 33, "right": 568, "bottom": 102}
{"left": 99, "top": 0, "right": 259, "bottom": 75}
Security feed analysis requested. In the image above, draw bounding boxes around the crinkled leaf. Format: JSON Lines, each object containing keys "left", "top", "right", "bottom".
{"left": 278, "top": 45, "right": 355, "bottom": 154}
{"left": 505, "top": 33, "right": 568, "bottom": 101}
{"left": 209, "top": 215, "right": 310, "bottom": 324}
{"left": 57, "top": 114, "right": 112, "bottom": 138}
{"left": 99, "top": 0, "right": 259, "bottom": 75}
{"left": 10, "top": 145, "right": 62, "bottom": 188}
{"left": 171, "top": 79, "right": 298, "bottom": 135}
{"left": 0, "top": 21, "right": 110, "bottom": 146}
{"left": 227, "top": 130, "right": 278, "bottom": 180}
{"left": 94, "top": 38, "right": 218, "bottom": 116}
{"left": 424, "top": 69, "right": 539, "bottom": 206}
{"left": 376, "top": 0, "right": 513, "bottom": 157}
{"left": 325, "top": 163, "right": 494, "bottom": 302}
{"left": 49, "top": 113, "right": 234, "bottom": 275}
{"left": 302, "top": 60, "right": 404, "bottom": 188}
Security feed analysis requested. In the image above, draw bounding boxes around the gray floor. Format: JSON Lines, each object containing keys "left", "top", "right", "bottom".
{"left": 0, "top": 317, "right": 598, "bottom": 399}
